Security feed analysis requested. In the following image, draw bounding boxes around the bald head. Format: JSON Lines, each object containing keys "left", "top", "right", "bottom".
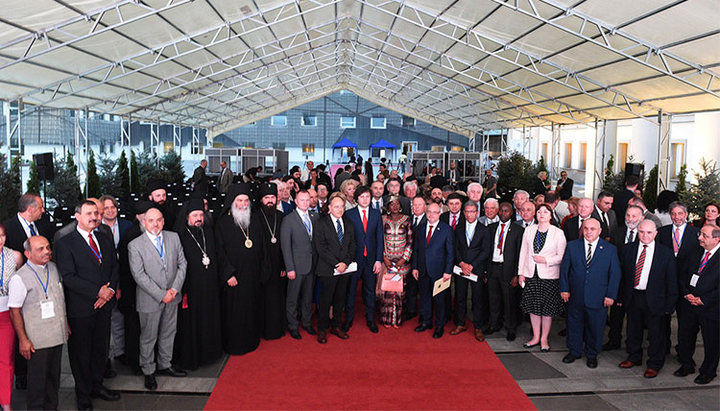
{"left": 143, "top": 207, "right": 164, "bottom": 235}
{"left": 582, "top": 217, "right": 601, "bottom": 242}
{"left": 578, "top": 198, "right": 594, "bottom": 218}
{"left": 637, "top": 219, "right": 657, "bottom": 245}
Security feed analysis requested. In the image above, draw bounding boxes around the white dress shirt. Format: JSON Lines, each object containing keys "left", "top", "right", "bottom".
{"left": 76, "top": 226, "right": 102, "bottom": 259}
{"left": 425, "top": 220, "right": 437, "bottom": 239}
{"left": 412, "top": 213, "right": 425, "bottom": 227}
{"left": 492, "top": 222, "right": 509, "bottom": 263}
{"left": 331, "top": 215, "right": 345, "bottom": 236}
{"left": 624, "top": 227, "right": 637, "bottom": 244}
{"left": 634, "top": 241, "right": 655, "bottom": 290}
{"left": 371, "top": 197, "right": 383, "bottom": 211}
{"left": 583, "top": 237, "right": 600, "bottom": 262}
{"left": 465, "top": 220, "right": 477, "bottom": 246}
{"left": 17, "top": 214, "right": 38, "bottom": 239}
{"left": 103, "top": 219, "right": 120, "bottom": 247}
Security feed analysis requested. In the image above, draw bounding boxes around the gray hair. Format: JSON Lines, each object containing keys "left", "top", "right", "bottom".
{"left": 467, "top": 182, "right": 483, "bottom": 192}
{"left": 18, "top": 193, "right": 41, "bottom": 213}
{"left": 23, "top": 238, "right": 32, "bottom": 252}
{"left": 668, "top": 201, "right": 688, "bottom": 214}
{"left": 403, "top": 181, "right": 418, "bottom": 192}
{"left": 483, "top": 198, "right": 499, "bottom": 207}
{"left": 463, "top": 201, "right": 478, "bottom": 212}
{"left": 513, "top": 190, "right": 529, "bottom": 200}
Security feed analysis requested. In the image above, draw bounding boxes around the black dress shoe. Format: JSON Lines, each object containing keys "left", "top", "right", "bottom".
{"left": 562, "top": 353, "right": 580, "bottom": 363}
{"left": 432, "top": 328, "right": 444, "bottom": 339}
{"left": 15, "top": 375, "right": 27, "bottom": 390}
{"left": 523, "top": 341, "right": 540, "bottom": 349}
{"left": 104, "top": 359, "right": 117, "bottom": 379}
{"left": 77, "top": 400, "right": 93, "bottom": 410}
{"left": 694, "top": 374, "right": 715, "bottom": 385}
{"left": 587, "top": 358, "right": 598, "bottom": 368}
{"left": 144, "top": 374, "right": 158, "bottom": 391}
{"left": 415, "top": 323, "right": 431, "bottom": 332}
{"left": 329, "top": 327, "right": 349, "bottom": 340}
{"left": 506, "top": 332, "right": 516, "bottom": 342}
{"left": 156, "top": 366, "right": 187, "bottom": 377}
{"left": 317, "top": 330, "right": 327, "bottom": 344}
{"left": 302, "top": 325, "right": 317, "bottom": 336}
{"left": 367, "top": 320, "right": 379, "bottom": 333}
{"left": 341, "top": 321, "right": 352, "bottom": 332}
{"left": 673, "top": 366, "right": 695, "bottom": 377}
{"left": 90, "top": 385, "right": 121, "bottom": 401}
{"left": 602, "top": 342, "right": 620, "bottom": 351}
{"left": 289, "top": 329, "right": 302, "bottom": 340}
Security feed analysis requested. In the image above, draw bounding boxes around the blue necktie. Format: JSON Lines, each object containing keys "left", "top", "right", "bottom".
{"left": 29, "top": 223, "right": 37, "bottom": 236}
{"left": 336, "top": 219, "right": 344, "bottom": 244}
{"left": 302, "top": 213, "right": 312, "bottom": 237}
{"left": 155, "top": 235, "right": 165, "bottom": 265}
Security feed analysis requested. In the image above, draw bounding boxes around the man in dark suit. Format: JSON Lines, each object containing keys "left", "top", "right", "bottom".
{"left": 54, "top": 198, "right": 114, "bottom": 245}
{"left": 384, "top": 179, "right": 411, "bottom": 215}
{"left": 449, "top": 201, "right": 491, "bottom": 342}
{"left": 412, "top": 203, "right": 454, "bottom": 338}
{"left": 344, "top": 186, "right": 384, "bottom": 333}
{"left": 55, "top": 200, "right": 120, "bottom": 409}
{"left": 674, "top": 224, "right": 719, "bottom": 385}
{"left": 280, "top": 190, "right": 319, "bottom": 339}
{"left": 592, "top": 191, "right": 617, "bottom": 241}
{"left": 562, "top": 198, "right": 598, "bottom": 242}
{"left": 617, "top": 220, "right": 678, "bottom": 378}
{"left": 313, "top": 196, "right": 356, "bottom": 344}
{"left": 485, "top": 202, "right": 524, "bottom": 339}
{"left": 612, "top": 175, "right": 640, "bottom": 226}
{"left": 556, "top": 171, "right": 574, "bottom": 200}
{"left": 192, "top": 159, "right": 209, "bottom": 194}
{"left": 406, "top": 196, "right": 427, "bottom": 322}
{"left": 657, "top": 201, "right": 702, "bottom": 353}
{"left": 560, "top": 218, "right": 621, "bottom": 368}
{"left": 440, "top": 193, "right": 465, "bottom": 229}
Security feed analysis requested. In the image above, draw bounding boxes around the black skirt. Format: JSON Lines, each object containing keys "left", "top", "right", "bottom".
{"left": 520, "top": 272, "right": 565, "bottom": 317}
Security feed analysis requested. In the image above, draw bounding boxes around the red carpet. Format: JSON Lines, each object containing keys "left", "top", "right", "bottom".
{"left": 206, "top": 320, "right": 535, "bottom": 410}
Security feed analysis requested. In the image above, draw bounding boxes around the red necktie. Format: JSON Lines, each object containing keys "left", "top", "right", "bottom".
{"left": 497, "top": 223, "right": 506, "bottom": 254}
{"left": 634, "top": 245, "right": 647, "bottom": 287}
{"left": 451, "top": 215, "right": 457, "bottom": 230}
{"left": 426, "top": 225, "right": 434, "bottom": 245}
{"left": 362, "top": 209, "right": 368, "bottom": 257}
{"left": 673, "top": 227, "right": 681, "bottom": 254}
{"left": 88, "top": 233, "right": 101, "bottom": 264}
{"left": 699, "top": 251, "right": 711, "bottom": 273}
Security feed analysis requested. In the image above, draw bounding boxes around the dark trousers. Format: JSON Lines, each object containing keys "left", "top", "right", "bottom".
{"left": 345, "top": 258, "right": 376, "bottom": 324}
{"left": 26, "top": 344, "right": 62, "bottom": 410}
{"left": 677, "top": 302, "right": 719, "bottom": 377}
{"left": 607, "top": 303, "right": 625, "bottom": 346}
{"left": 487, "top": 262, "right": 517, "bottom": 331}
{"left": 406, "top": 273, "right": 419, "bottom": 316}
{"left": 419, "top": 272, "right": 447, "bottom": 329}
{"left": 318, "top": 274, "right": 351, "bottom": 331}
{"left": 13, "top": 345, "right": 26, "bottom": 380}
{"left": 625, "top": 291, "right": 666, "bottom": 370}
{"left": 67, "top": 310, "right": 111, "bottom": 404}
{"left": 567, "top": 304, "right": 605, "bottom": 359}
{"left": 454, "top": 274, "right": 484, "bottom": 328}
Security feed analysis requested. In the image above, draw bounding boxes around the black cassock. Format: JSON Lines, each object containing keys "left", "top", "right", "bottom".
{"left": 215, "top": 212, "right": 264, "bottom": 355}
{"left": 174, "top": 225, "right": 223, "bottom": 370}
{"left": 117, "top": 221, "right": 143, "bottom": 372}
{"left": 258, "top": 209, "right": 286, "bottom": 340}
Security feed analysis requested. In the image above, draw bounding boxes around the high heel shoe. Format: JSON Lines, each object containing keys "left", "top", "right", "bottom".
{"left": 523, "top": 341, "right": 540, "bottom": 349}
{"left": 541, "top": 346, "right": 551, "bottom": 352}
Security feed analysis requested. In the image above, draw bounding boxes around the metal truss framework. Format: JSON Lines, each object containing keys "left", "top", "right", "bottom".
{"left": 657, "top": 111, "right": 672, "bottom": 192}
{"left": 3, "top": 100, "right": 21, "bottom": 164}
{"left": 73, "top": 109, "right": 89, "bottom": 192}
{"left": 0, "top": 0, "right": 716, "bottom": 144}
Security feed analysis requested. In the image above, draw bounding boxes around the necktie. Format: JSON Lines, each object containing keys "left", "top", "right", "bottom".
{"left": 302, "top": 213, "right": 312, "bottom": 237}
{"left": 586, "top": 243, "right": 592, "bottom": 266}
{"left": 451, "top": 215, "right": 457, "bottom": 230}
{"left": 627, "top": 230, "right": 635, "bottom": 244}
{"left": 497, "top": 223, "right": 506, "bottom": 254}
{"left": 426, "top": 225, "right": 434, "bottom": 245}
{"left": 362, "top": 210, "right": 368, "bottom": 257}
{"left": 634, "top": 245, "right": 647, "bottom": 287}
{"left": 29, "top": 223, "right": 37, "bottom": 236}
{"left": 698, "top": 251, "right": 711, "bottom": 274}
{"left": 602, "top": 212, "right": 609, "bottom": 228}
{"left": 336, "top": 219, "right": 344, "bottom": 244}
{"left": 413, "top": 216, "right": 418, "bottom": 227}
{"left": 88, "top": 233, "right": 101, "bottom": 264}
{"left": 155, "top": 235, "right": 165, "bottom": 265}
{"left": 673, "top": 227, "right": 681, "bottom": 254}
{"left": 579, "top": 219, "right": 585, "bottom": 239}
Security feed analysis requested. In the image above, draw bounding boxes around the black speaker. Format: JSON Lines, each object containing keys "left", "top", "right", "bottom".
{"left": 625, "top": 163, "right": 644, "bottom": 178}
{"left": 33, "top": 152, "right": 54, "bottom": 181}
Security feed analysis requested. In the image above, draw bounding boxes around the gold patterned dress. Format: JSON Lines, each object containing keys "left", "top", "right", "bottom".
{"left": 380, "top": 215, "right": 413, "bottom": 326}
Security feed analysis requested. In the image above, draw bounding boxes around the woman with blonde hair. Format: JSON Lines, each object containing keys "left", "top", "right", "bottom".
{"left": 340, "top": 179, "right": 359, "bottom": 210}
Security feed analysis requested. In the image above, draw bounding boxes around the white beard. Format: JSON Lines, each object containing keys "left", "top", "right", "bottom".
{"left": 231, "top": 205, "right": 251, "bottom": 229}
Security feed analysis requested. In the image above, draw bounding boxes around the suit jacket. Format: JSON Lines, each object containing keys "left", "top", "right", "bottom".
{"left": 128, "top": 231, "right": 187, "bottom": 313}
{"left": 681, "top": 248, "right": 719, "bottom": 317}
{"left": 591, "top": 208, "right": 616, "bottom": 240}
{"left": 487, "top": 220, "right": 524, "bottom": 281}
{"left": 280, "top": 209, "right": 319, "bottom": 275}
{"left": 217, "top": 167, "right": 234, "bottom": 193}
{"left": 441, "top": 211, "right": 465, "bottom": 229}
{"left": 563, "top": 215, "right": 609, "bottom": 243}
{"left": 313, "top": 215, "right": 356, "bottom": 278}
{"left": 560, "top": 238, "right": 621, "bottom": 309}
{"left": 345, "top": 207, "right": 384, "bottom": 263}
{"left": 192, "top": 166, "right": 209, "bottom": 193}
{"left": 383, "top": 195, "right": 411, "bottom": 216}
{"left": 453, "top": 222, "right": 491, "bottom": 276}
{"left": 411, "top": 214, "right": 426, "bottom": 232}
{"left": 557, "top": 178, "right": 574, "bottom": 200}
{"left": 3, "top": 214, "right": 53, "bottom": 253}
{"left": 412, "top": 220, "right": 454, "bottom": 279}
{"left": 518, "top": 225, "right": 566, "bottom": 280}
{"left": 55, "top": 229, "right": 119, "bottom": 318}
{"left": 657, "top": 224, "right": 702, "bottom": 278}
{"left": 612, "top": 188, "right": 635, "bottom": 224}
{"left": 619, "top": 242, "right": 677, "bottom": 316}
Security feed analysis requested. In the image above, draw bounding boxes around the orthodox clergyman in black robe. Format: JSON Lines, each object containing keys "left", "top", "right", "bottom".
{"left": 257, "top": 183, "right": 286, "bottom": 340}
{"left": 215, "top": 184, "right": 264, "bottom": 355}
{"left": 174, "top": 199, "right": 223, "bottom": 369}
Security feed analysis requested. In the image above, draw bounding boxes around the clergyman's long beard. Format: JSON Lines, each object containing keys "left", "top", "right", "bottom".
{"left": 231, "top": 206, "right": 251, "bottom": 230}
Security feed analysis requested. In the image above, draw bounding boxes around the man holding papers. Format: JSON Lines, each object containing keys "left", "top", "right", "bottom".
{"left": 313, "top": 194, "right": 356, "bottom": 344}
{"left": 412, "top": 203, "right": 454, "bottom": 338}
{"left": 450, "top": 202, "right": 491, "bottom": 342}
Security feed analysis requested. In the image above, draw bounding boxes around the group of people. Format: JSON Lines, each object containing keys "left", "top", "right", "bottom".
{"left": 0, "top": 159, "right": 718, "bottom": 410}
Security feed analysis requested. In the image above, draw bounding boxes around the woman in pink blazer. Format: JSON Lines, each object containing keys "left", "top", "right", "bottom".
{"left": 518, "top": 204, "right": 567, "bottom": 352}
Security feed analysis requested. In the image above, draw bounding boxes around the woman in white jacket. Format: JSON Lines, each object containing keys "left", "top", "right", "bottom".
{"left": 518, "top": 204, "right": 567, "bottom": 352}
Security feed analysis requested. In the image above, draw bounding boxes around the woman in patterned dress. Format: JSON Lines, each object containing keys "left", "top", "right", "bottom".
{"left": 380, "top": 197, "right": 413, "bottom": 328}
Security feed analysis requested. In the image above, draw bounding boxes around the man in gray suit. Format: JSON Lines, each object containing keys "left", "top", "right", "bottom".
{"left": 217, "top": 161, "right": 234, "bottom": 194}
{"left": 128, "top": 208, "right": 187, "bottom": 391}
{"left": 280, "top": 190, "right": 318, "bottom": 340}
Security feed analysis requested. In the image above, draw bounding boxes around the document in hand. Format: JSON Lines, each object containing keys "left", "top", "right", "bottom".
{"left": 432, "top": 277, "right": 451, "bottom": 296}
{"left": 453, "top": 265, "right": 478, "bottom": 282}
{"left": 334, "top": 262, "right": 358, "bottom": 276}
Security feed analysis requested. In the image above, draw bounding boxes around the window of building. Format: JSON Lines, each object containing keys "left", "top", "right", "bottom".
{"left": 580, "top": 143, "right": 587, "bottom": 170}
{"left": 564, "top": 142, "right": 573, "bottom": 168}
{"left": 272, "top": 142, "right": 285, "bottom": 150}
{"left": 671, "top": 142, "right": 685, "bottom": 178}
{"left": 618, "top": 142, "right": 629, "bottom": 171}
{"left": 271, "top": 115, "right": 287, "bottom": 127}
{"left": 302, "top": 144, "right": 315, "bottom": 156}
{"left": 402, "top": 116, "right": 415, "bottom": 127}
{"left": 301, "top": 115, "right": 317, "bottom": 127}
{"left": 370, "top": 117, "right": 386, "bottom": 129}
{"left": 340, "top": 116, "right": 356, "bottom": 128}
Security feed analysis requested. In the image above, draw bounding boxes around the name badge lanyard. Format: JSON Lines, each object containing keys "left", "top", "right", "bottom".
{"left": 88, "top": 236, "right": 103, "bottom": 264}
{"left": 0, "top": 252, "right": 4, "bottom": 291}
{"left": 28, "top": 263, "right": 50, "bottom": 300}
{"left": 156, "top": 235, "right": 165, "bottom": 264}
{"left": 672, "top": 229, "right": 681, "bottom": 250}
{"left": 698, "top": 257, "right": 710, "bottom": 274}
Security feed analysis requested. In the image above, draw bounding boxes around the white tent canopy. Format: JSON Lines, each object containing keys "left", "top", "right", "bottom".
{"left": 1, "top": 0, "right": 718, "bottom": 137}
